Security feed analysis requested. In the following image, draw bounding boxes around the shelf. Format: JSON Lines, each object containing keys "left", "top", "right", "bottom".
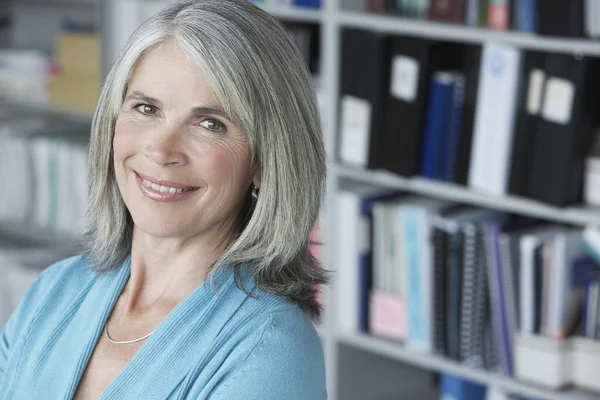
{"left": 0, "top": 220, "right": 81, "bottom": 247}
{"left": 339, "top": 333, "right": 598, "bottom": 400}
{"left": 335, "top": 164, "right": 600, "bottom": 227}
{"left": 16, "top": 0, "right": 95, "bottom": 8}
{"left": 339, "top": 11, "right": 600, "bottom": 56}
{"left": 259, "top": 5, "right": 323, "bottom": 23}
{"left": 0, "top": 101, "right": 94, "bottom": 122}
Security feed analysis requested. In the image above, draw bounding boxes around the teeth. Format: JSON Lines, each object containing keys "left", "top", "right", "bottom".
{"left": 142, "top": 178, "right": 193, "bottom": 194}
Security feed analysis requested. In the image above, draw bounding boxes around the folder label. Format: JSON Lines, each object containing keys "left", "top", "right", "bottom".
{"left": 390, "top": 55, "right": 420, "bottom": 102}
{"left": 339, "top": 95, "right": 372, "bottom": 167}
{"left": 526, "top": 69, "right": 545, "bottom": 115}
{"left": 542, "top": 77, "right": 575, "bottom": 125}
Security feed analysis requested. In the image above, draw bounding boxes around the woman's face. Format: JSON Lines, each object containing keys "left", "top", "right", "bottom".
{"left": 113, "top": 41, "right": 255, "bottom": 242}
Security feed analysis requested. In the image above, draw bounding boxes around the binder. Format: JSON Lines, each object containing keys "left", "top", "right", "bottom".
{"left": 455, "top": 45, "right": 482, "bottom": 185}
{"left": 468, "top": 42, "right": 522, "bottom": 196}
{"left": 442, "top": 74, "right": 465, "bottom": 182}
{"left": 446, "top": 226, "right": 463, "bottom": 361}
{"left": 433, "top": 222, "right": 450, "bottom": 355}
{"left": 440, "top": 374, "right": 487, "bottom": 400}
{"left": 420, "top": 72, "right": 456, "bottom": 179}
{"left": 339, "top": 28, "right": 391, "bottom": 169}
{"left": 507, "top": 50, "right": 545, "bottom": 198}
{"left": 538, "top": 0, "right": 585, "bottom": 37}
{"left": 381, "top": 37, "right": 465, "bottom": 177}
{"left": 485, "top": 224, "right": 513, "bottom": 375}
{"left": 518, "top": 0, "right": 538, "bottom": 32}
{"left": 459, "top": 223, "right": 480, "bottom": 364}
{"left": 528, "top": 54, "right": 600, "bottom": 206}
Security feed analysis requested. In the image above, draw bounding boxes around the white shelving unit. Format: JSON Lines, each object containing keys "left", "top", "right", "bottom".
{"left": 339, "top": 333, "right": 599, "bottom": 400}
{"left": 316, "top": 2, "right": 600, "bottom": 400}
{"left": 89, "top": 1, "right": 600, "bottom": 399}
{"left": 336, "top": 164, "right": 600, "bottom": 227}
{"left": 261, "top": 4, "right": 323, "bottom": 22}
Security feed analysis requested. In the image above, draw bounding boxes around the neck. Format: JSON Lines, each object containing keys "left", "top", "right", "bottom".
{"left": 121, "top": 226, "right": 234, "bottom": 316}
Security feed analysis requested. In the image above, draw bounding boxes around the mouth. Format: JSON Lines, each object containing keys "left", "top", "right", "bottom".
{"left": 134, "top": 171, "right": 200, "bottom": 202}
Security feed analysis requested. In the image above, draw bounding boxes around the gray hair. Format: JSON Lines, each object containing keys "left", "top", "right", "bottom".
{"left": 84, "top": 0, "right": 328, "bottom": 320}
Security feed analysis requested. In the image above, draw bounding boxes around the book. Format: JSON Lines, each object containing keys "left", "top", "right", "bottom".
{"left": 488, "top": 0, "right": 509, "bottom": 29}
{"left": 429, "top": 0, "right": 466, "bottom": 22}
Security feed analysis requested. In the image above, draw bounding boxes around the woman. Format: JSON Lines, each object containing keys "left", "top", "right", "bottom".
{"left": 0, "top": 0, "right": 328, "bottom": 398}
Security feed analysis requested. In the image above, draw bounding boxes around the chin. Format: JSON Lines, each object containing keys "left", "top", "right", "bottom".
{"left": 131, "top": 214, "right": 194, "bottom": 239}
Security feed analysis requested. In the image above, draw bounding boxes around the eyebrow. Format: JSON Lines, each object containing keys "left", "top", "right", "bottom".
{"left": 124, "top": 90, "right": 231, "bottom": 121}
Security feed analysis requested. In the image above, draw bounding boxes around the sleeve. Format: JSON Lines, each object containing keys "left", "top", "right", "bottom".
{"left": 0, "top": 259, "right": 64, "bottom": 381}
{"left": 208, "top": 312, "right": 327, "bottom": 400}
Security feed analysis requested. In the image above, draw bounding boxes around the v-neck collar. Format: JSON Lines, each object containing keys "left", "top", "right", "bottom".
{"left": 64, "top": 257, "right": 132, "bottom": 399}
{"left": 65, "top": 257, "right": 255, "bottom": 400}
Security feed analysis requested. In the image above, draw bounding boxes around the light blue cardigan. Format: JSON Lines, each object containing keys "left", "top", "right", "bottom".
{"left": 0, "top": 255, "right": 327, "bottom": 399}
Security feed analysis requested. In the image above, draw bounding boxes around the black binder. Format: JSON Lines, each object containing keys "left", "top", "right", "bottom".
{"left": 538, "top": 0, "right": 585, "bottom": 37}
{"left": 455, "top": 45, "right": 482, "bottom": 185}
{"left": 507, "top": 50, "right": 545, "bottom": 198}
{"left": 528, "top": 54, "right": 600, "bottom": 206}
{"left": 339, "top": 28, "right": 391, "bottom": 169}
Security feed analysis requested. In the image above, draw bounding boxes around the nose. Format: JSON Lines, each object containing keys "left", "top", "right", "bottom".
{"left": 143, "top": 125, "right": 188, "bottom": 167}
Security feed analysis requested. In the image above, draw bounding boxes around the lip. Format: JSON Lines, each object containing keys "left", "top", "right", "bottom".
{"left": 134, "top": 171, "right": 199, "bottom": 203}
{"left": 135, "top": 171, "right": 196, "bottom": 189}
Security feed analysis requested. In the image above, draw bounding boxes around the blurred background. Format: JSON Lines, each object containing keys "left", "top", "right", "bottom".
{"left": 1, "top": 0, "right": 600, "bottom": 399}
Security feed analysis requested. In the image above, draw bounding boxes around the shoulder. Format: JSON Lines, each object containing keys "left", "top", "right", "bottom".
{"left": 17, "top": 254, "right": 92, "bottom": 302}
{"left": 210, "top": 294, "right": 326, "bottom": 399}
{"left": 3, "top": 255, "right": 97, "bottom": 333}
{"left": 214, "top": 308, "right": 326, "bottom": 400}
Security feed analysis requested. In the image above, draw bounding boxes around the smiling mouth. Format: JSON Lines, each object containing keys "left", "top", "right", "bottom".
{"left": 139, "top": 178, "right": 199, "bottom": 194}
{"left": 134, "top": 171, "right": 200, "bottom": 201}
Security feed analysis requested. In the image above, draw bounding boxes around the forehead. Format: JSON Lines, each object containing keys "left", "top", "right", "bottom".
{"left": 127, "top": 41, "right": 220, "bottom": 106}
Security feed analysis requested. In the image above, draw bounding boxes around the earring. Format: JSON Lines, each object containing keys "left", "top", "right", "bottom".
{"left": 252, "top": 186, "right": 260, "bottom": 200}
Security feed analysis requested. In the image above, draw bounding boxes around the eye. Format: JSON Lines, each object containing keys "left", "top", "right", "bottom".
{"left": 135, "top": 104, "right": 158, "bottom": 115}
{"left": 200, "top": 119, "right": 225, "bottom": 132}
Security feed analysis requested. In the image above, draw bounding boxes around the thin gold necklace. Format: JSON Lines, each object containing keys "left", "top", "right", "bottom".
{"left": 104, "top": 323, "right": 156, "bottom": 345}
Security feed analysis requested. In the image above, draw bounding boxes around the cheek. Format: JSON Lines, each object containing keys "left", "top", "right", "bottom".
{"left": 113, "top": 118, "right": 142, "bottom": 161}
{"left": 196, "top": 139, "right": 251, "bottom": 185}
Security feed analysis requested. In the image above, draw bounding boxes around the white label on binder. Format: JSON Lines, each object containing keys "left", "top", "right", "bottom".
{"left": 526, "top": 69, "right": 545, "bottom": 115}
{"left": 339, "top": 95, "right": 372, "bottom": 167}
{"left": 390, "top": 56, "right": 420, "bottom": 102}
{"left": 584, "top": 159, "right": 600, "bottom": 206}
{"left": 542, "top": 77, "right": 575, "bottom": 125}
